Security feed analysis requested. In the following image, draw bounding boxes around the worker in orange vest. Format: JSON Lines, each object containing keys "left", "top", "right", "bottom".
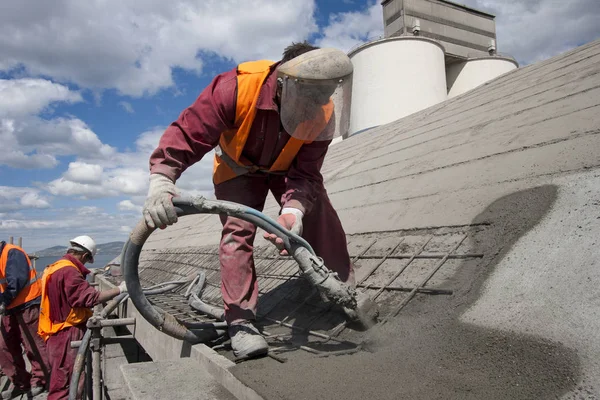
{"left": 38, "top": 236, "right": 127, "bottom": 400}
{"left": 143, "top": 42, "right": 355, "bottom": 360}
{"left": 0, "top": 241, "right": 49, "bottom": 399}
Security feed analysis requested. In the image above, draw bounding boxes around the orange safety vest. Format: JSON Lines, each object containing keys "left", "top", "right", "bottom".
{"left": 0, "top": 244, "right": 41, "bottom": 309}
{"left": 38, "top": 259, "right": 93, "bottom": 341}
{"left": 213, "top": 60, "right": 333, "bottom": 185}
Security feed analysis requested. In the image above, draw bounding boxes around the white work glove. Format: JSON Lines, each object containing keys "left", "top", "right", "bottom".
{"left": 279, "top": 207, "right": 304, "bottom": 235}
{"left": 0, "top": 303, "right": 5, "bottom": 317}
{"left": 143, "top": 174, "right": 178, "bottom": 229}
{"left": 118, "top": 281, "right": 128, "bottom": 294}
{"left": 264, "top": 207, "right": 304, "bottom": 255}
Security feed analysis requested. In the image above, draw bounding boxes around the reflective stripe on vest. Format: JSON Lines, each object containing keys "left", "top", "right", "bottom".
{"left": 38, "top": 259, "right": 93, "bottom": 341}
{"left": 0, "top": 244, "right": 42, "bottom": 309}
{"left": 213, "top": 60, "right": 331, "bottom": 185}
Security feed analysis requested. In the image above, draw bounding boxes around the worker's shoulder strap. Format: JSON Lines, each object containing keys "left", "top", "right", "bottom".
{"left": 44, "top": 259, "right": 80, "bottom": 277}
{"left": 221, "top": 60, "right": 276, "bottom": 163}
{"left": 0, "top": 243, "right": 24, "bottom": 260}
{"left": 234, "top": 60, "right": 275, "bottom": 128}
{"left": 0, "top": 243, "right": 30, "bottom": 273}
{"left": 237, "top": 60, "right": 275, "bottom": 75}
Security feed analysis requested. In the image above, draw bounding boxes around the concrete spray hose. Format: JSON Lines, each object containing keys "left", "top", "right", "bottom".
{"left": 122, "top": 196, "right": 378, "bottom": 339}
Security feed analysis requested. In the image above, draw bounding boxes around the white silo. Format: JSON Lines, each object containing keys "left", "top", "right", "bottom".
{"left": 447, "top": 56, "right": 518, "bottom": 98}
{"left": 348, "top": 36, "right": 447, "bottom": 136}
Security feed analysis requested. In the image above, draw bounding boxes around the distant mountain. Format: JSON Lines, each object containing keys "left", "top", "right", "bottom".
{"left": 33, "top": 241, "right": 125, "bottom": 257}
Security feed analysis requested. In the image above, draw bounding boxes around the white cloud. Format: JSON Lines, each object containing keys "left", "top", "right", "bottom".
{"left": 0, "top": 204, "right": 138, "bottom": 251}
{"left": 104, "top": 168, "right": 150, "bottom": 195}
{"left": 46, "top": 179, "right": 115, "bottom": 199}
{"left": 119, "top": 225, "right": 133, "bottom": 233}
{"left": 0, "top": 187, "right": 51, "bottom": 212}
{"left": 0, "top": 0, "right": 318, "bottom": 96}
{"left": 0, "top": 78, "right": 82, "bottom": 118}
{"left": 44, "top": 125, "right": 216, "bottom": 200}
{"left": 63, "top": 162, "right": 104, "bottom": 184}
{"left": 77, "top": 206, "right": 101, "bottom": 216}
{"left": 0, "top": 220, "right": 54, "bottom": 230}
{"left": 316, "top": 1, "right": 383, "bottom": 52}
{"left": 133, "top": 127, "right": 165, "bottom": 155}
{"left": 118, "top": 200, "right": 142, "bottom": 212}
{"left": 119, "top": 101, "right": 134, "bottom": 113}
{"left": 0, "top": 116, "right": 116, "bottom": 169}
{"left": 20, "top": 192, "right": 51, "bottom": 209}
{"left": 0, "top": 78, "right": 116, "bottom": 170}
{"left": 453, "top": 0, "right": 600, "bottom": 64}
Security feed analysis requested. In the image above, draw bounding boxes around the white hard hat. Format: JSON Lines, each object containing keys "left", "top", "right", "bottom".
{"left": 277, "top": 48, "right": 353, "bottom": 142}
{"left": 69, "top": 235, "right": 97, "bottom": 263}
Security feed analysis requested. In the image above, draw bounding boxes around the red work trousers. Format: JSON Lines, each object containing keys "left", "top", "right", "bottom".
{"left": 0, "top": 305, "right": 49, "bottom": 390}
{"left": 214, "top": 174, "right": 354, "bottom": 324}
{"left": 46, "top": 325, "right": 86, "bottom": 400}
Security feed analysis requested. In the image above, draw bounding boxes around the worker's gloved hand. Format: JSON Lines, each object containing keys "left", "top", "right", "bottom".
{"left": 118, "top": 281, "right": 128, "bottom": 294}
{"left": 143, "top": 174, "right": 179, "bottom": 229}
{"left": 264, "top": 207, "right": 304, "bottom": 255}
{"left": 0, "top": 303, "right": 5, "bottom": 317}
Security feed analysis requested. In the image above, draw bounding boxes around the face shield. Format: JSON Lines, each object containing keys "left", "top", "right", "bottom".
{"left": 279, "top": 75, "right": 352, "bottom": 141}
{"left": 277, "top": 48, "right": 353, "bottom": 142}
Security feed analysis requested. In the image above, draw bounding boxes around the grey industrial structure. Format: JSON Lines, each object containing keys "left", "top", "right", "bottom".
{"left": 382, "top": 0, "right": 498, "bottom": 61}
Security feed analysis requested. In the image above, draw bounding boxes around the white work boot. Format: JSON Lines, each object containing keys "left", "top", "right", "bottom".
{"left": 228, "top": 320, "right": 268, "bottom": 360}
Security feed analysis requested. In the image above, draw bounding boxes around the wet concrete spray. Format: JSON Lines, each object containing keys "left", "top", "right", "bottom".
{"left": 232, "top": 185, "right": 581, "bottom": 399}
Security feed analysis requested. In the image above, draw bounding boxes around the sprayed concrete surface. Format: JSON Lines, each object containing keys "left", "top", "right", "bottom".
{"left": 462, "top": 171, "right": 600, "bottom": 399}
{"left": 231, "top": 184, "right": 586, "bottom": 399}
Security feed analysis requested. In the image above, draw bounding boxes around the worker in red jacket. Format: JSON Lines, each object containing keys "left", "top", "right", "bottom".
{"left": 143, "top": 42, "right": 355, "bottom": 360}
{"left": 38, "top": 236, "right": 127, "bottom": 400}
{"left": 0, "top": 241, "right": 49, "bottom": 399}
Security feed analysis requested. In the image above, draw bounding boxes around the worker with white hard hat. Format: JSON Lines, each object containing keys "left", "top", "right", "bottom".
{"left": 39, "top": 235, "right": 127, "bottom": 399}
{"left": 143, "top": 42, "right": 356, "bottom": 360}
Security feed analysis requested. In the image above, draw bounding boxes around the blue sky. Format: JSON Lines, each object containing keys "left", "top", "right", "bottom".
{"left": 1, "top": 0, "right": 599, "bottom": 251}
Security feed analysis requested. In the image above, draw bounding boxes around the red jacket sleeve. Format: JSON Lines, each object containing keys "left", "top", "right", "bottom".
{"left": 62, "top": 268, "right": 99, "bottom": 309}
{"left": 149, "top": 70, "right": 237, "bottom": 181}
{"left": 281, "top": 139, "right": 331, "bottom": 214}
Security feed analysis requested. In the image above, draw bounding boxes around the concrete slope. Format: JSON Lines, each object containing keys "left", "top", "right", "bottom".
{"left": 138, "top": 39, "right": 600, "bottom": 399}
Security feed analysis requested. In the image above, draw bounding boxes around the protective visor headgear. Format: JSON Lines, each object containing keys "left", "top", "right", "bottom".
{"left": 69, "top": 235, "right": 97, "bottom": 263}
{"left": 277, "top": 48, "right": 353, "bottom": 141}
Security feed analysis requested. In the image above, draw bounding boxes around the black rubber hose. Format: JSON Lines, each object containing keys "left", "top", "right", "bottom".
{"left": 121, "top": 195, "right": 331, "bottom": 355}
{"left": 123, "top": 219, "right": 225, "bottom": 344}
{"left": 172, "top": 196, "right": 316, "bottom": 255}
{"left": 122, "top": 195, "right": 315, "bottom": 349}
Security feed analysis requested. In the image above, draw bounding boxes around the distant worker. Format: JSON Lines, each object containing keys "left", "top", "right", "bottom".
{"left": 38, "top": 236, "right": 127, "bottom": 400}
{"left": 0, "top": 240, "right": 49, "bottom": 399}
{"left": 143, "top": 42, "right": 355, "bottom": 360}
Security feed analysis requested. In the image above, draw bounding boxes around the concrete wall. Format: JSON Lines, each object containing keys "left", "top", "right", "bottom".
{"left": 348, "top": 36, "right": 447, "bottom": 135}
